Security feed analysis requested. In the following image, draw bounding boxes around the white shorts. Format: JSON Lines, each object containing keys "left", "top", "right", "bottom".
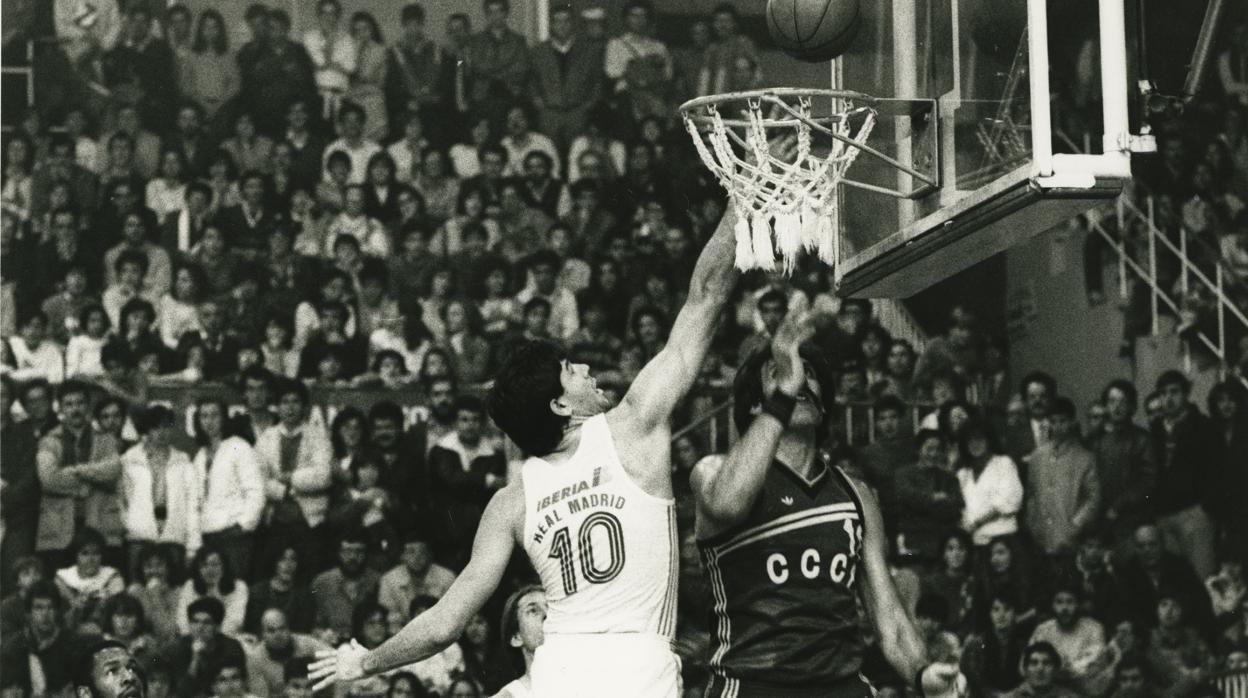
{"left": 531, "top": 633, "right": 681, "bottom": 698}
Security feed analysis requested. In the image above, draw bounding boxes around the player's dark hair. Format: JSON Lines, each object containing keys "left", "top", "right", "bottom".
{"left": 732, "top": 344, "right": 835, "bottom": 437}
{"left": 487, "top": 340, "right": 568, "bottom": 456}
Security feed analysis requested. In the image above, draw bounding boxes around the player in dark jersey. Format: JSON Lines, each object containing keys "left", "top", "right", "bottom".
{"left": 691, "top": 309, "right": 966, "bottom": 697}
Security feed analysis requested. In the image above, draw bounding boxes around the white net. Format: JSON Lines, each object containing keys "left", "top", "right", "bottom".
{"left": 682, "top": 93, "right": 877, "bottom": 273}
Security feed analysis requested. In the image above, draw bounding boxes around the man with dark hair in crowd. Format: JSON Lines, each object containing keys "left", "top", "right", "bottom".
{"left": 216, "top": 171, "right": 282, "bottom": 257}
{"left": 1089, "top": 379, "right": 1156, "bottom": 547}
{"left": 0, "top": 581, "right": 76, "bottom": 696}
{"left": 298, "top": 302, "right": 367, "bottom": 380}
{"left": 244, "top": 608, "right": 332, "bottom": 698}
{"left": 1027, "top": 580, "right": 1108, "bottom": 693}
{"left": 249, "top": 9, "right": 317, "bottom": 138}
{"left": 164, "top": 596, "right": 247, "bottom": 698}
{"left": 1007, "top": 371, "right": 1057, "bottom": 466}
{"left": 385, "top": 4, "right": 454, "bottom": 137}
{"left": 367, "top": 401, "right": 426, "bottom": 521}
{"left": 73, "top": 638, "right": 147, "bottom": 698}
{"left": 1115, "top": 522, "right": 1214, "bottom": 637}
{"left": 35, "top": 207, "right": 101, "bottom": 300}
{"left": 232, "top": 366, "right": 278, "bottom": 444}
{"left": 857, "top": 394, "right": 912, "bottom": 532}
{"left": 1149, "top": 369, "right": 1223, "bottom": 580}
{"left": 531, "top": 4, "right": 603, "bottom": 157}
{"left": 737, "top": 288, "right": 787, "bottom": 362}
{"left": 32, "top": 135, "right": 98, "bottom": 220}
{"left": 36, "top": 380, "right": 124, "bottom": 570}
{"left": 516, "top": 250, "right": 578, "bottom": 343}
{"left": 378, "top": 533, "right": 456, "bottom": 621}
{"left": 1006, "top": 642, "right": 1080, "bottom": 698}
{"left": 164, "top": 102, "right": 212, "bottom": 180}
{"left": 2, "top": 375, "right": 42, "bottom": 581}
{"left": 311, "top": 528, "right": 380, "bottom": 644}
{"left": 159, "top": 182, "right": 213, "bottom": 254}
{"left": 1024, "top": 396, "right": 1101, "bottom": 562}
{"left": 18, "top": 377, "right": 60, "bottom": 440}
{"left": 423, "top": 376, "right": 459, "bottom": 449}
{"left": 465, "top": 0, "right": 530, "bottom": 121}
{"left": 428, "top": 395, "right": 506, "bottom": 566}
{"left": 176, "top": 299, "right": 242, "bottom": 381}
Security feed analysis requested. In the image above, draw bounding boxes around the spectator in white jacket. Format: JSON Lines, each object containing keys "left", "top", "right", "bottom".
{"left": 5, "top": 313, "right": 65, "bottom": 385}
{"left": 253, "top": 379, "right": 333, "bottom": 568}
{"left": 193, "top": 399, "right": 265, "bottom": 583}
{"left": 121, "top": 405, "right": 201, "bottom": 579}
{"left": 956, "top": 419, "right": 1024, "bottom": 547}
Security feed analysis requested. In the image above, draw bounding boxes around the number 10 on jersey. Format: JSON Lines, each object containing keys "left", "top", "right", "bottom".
{"left": 548, "top": 512, "right": 626, "bottom": 595}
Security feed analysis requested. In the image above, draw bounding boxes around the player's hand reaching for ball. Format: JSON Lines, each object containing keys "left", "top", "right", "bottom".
{"left": 771, "top": 308, "right": 815, "bottom": 397}
{"left": 308, "top": 640, "right": 368, "bottom": 692}
{"left": 920, "top": 662, "right": 968, "bottom": 697}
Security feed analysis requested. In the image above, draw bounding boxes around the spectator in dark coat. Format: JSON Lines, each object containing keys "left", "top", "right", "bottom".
{"left": 1088, "top": 379, "right": 1156, "bottom": 546}
{"left": 1, "top": 376, "right": 41, "bottom": 583}
{"left": 892, "top": 429, "right": 964, "bottom": 565}
{"left": 0, "top": 581, "right": 77, "bottom": 697}
{"left": 163, "top": 596, "right": 248, "bottom": 698}
{"left": 1208, "top": 381, "right": 1248, "bottom": 561}
{"left": 1115, "top": 523, "right": 1214, "bottom": 638}
{"left": 1149, "top": 370, "right": 1223, "bottom": 580}
{"left": 428, "top": 396, "right": 506, "bottom": 567}
{"left": 246, "top": 10, "right": 316, "bottom": 138}
{"left": 1004, "top": 371, "right": 1056, "bottom": 468}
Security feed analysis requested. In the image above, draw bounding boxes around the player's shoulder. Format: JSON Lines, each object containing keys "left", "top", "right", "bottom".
{"left": 484, "top": 480, "right": 527, "bottom": 538}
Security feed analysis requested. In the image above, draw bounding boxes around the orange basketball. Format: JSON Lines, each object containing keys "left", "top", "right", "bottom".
{"left": 766, "top": 0, "right": 861, "bottom": 62}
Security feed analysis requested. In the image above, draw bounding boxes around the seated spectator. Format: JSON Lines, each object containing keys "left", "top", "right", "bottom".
{"left": 6, "top": 312, "right": 66, "bottom": 385}
{"left": 326, "top": 450, "right": 399, "bottom": 570}
{"left": 217, "top": 171, "right": 283, "bottom": 258}
{"left": 974, "top": 536, "right": 1042, "bottom": 626}
{"left": 433, "top": 185, "right": 501, "bottom": 258}
{"left": 0, "top": 581, "right": 76, "bottom": 697}
{"left": 519, "top": 152, "right": 568, "bottom": 220}
{"left": 311, "top": 528, "right": 381, "bottom": 644}
{"left": 103, "top": 252, "right": 161, "bottom": 330}
{"left": 326, "top": 185, "right": 390, "bottom": 258}
{"left": 126, "top": 545, "right": 180, "bottom": 644}
{"left": 323, "top": 103, "right": 382, "bottom": 185}
{"left": 378, "top": 535, "right": 456, "bottom": 622}
{"left": 147, "top": 149, "right": 189, "bottom": 220}
{"left": 562, "top": 179, "right": 618, "bottom": 256}
{"left": 223, "top": 113, "right": 275, "bottom": 176}
{"left": 293, "top": 270, "right": 358, "bottom": 352}
{"left": 496, "top": 181, "right": 553, "bottom": 262}
{"left": 1059, "top": 531, "right": 1123, "bottom": 627}
{"left": 244, "top": 544, "right": 316, "bottom": 635}
{"left": 412, "top": 150, "right": 460, "bottom": 224}
{"left": 65, "top": 304, "right": 111, "bottom": 379}
{"left": 175, "top": 299, "right": 241, "bottom": 381}
{"left": 54, "top": 526, "right": 125, "bottom": 631}
{"left": 244, "top": 608, "right": 331, "bottom": 698}
{"left": 956, "top": 419, "right": 1023, "bottom": 548}
{"left": 0, "top": 556, "right": 44, "bottom": 637}
{"left": 500, "top": 104, "right": 560, "bottom": 179}
{"left": 1023, "top": 397, "right": 1101, "bottom": 561}
{"left": 298, "top": 302, "right": 368, "bottom": 380}
{"left": 516, "top": 251, "right": 578, "bottom": 343}
{"left": 737, "top": 288, "right": 787, "bottom": 362}
{"left": 567, "top": 301, "right": 623, "bottom": 374}
{"left": 1145, "top": 595, "right": 1212, "bottom": 694}
{"left": 915, "top": 594, "right": 961, "bottom": 663}
{"left": 159, "top": 265, "right": 204, "bottom": 349}
{"left": 892, "top": 429, "right": 964, "bottom": 565}
{"left": 177, "top": 545, "right": 249, "bottom": 638}
{"left": 516, "top": 297, "right": 556, "bottom": 346}
{"left": 429, "top": 396, "right": 505, "bottom": 564}
{"left": 101, "top": 592, "right": 158, "bottom": 668}
{"left": 165, "top": 596, "right": 248, "bottom": 698}
{"left": 441, "top": 299, "right": 491, "bottom": 385}
{"left": 105, "top": 211, "right": 174, "bottom": 298}
{"left": 1028, "top": 582, "right": 1109, "bottom": 694}
{"left": 960, "top": 592, "right": 1028, "bottom": 695}
{"left": 1005, "top": 642, "right": 1080, "bottom": 698}
{"left": 1116, "top": 523, "right": 1214, "bottom": 636}
{"left": 921, "top": 530, "right": 976, "bottom": 634}
{"left": 40, "top": 264, "right": 95, "bottom": 345}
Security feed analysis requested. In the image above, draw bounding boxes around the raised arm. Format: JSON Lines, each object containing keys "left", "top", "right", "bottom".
{"left": 309, "top": 484, "right": 522, "bottom": 690}
{"left": 847, "top": 475, "right": 965, "bottom": 697}
{"left": 691, "top": 309, "right": 812, "bottom": 539}
{"left": 617, "top": 209, "right": 739, "bottom": 433}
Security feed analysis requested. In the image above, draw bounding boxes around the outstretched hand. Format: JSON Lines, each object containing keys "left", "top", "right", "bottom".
{"left": 920, "top": 663, "right": 968, "bottom": 697}
{"left": 770, "top": 307, "right": 815, "bottom": 397}
{"left": 308, "top": 639, "right": 368, "bottom": 692}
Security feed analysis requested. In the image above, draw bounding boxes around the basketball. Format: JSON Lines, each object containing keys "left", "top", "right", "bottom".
{"left": 766, "top": 0, "right": 862, "bottom": 63}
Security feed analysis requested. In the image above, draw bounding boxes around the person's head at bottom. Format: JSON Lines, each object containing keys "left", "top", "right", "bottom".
{"left": 487, "top": 341, "right": 611, "bottom": 457}
{"left": 74, "top": 639, "right": 146, "bottom": 698}
{"left": 1020, "top": 642, "right": 1061, "bottom": 691}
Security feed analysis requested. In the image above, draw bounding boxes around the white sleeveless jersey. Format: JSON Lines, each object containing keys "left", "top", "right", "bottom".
{"left": 521, "top": 413, "right": 678, "bottom": 638}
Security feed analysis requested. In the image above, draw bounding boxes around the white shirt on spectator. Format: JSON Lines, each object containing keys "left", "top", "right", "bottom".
{"left": 6, "top": 336, "right": 65, "bottom": 384}
{"left": 516, "top": 284, "right": 579, "bottom": 342}
{"left": 304, "top": 29, "right": 357, "bottom": 94}
{"left": 65, "top": 334, "right": 106, "bottom": 378}
{"left": 448, "top": 143, "right": 481, "bottom": 180}
{"left": 957, "top": 455, "right": 1024, "bottom": 545}
{"left": 194, "top": 435, "right": 266, "bottom": 535}
{"left": 159, "top": 295, "right": 201, "bottom": 349}
{"left": 323, "top": 139, "right": 382, "bottom": 185}
{"left": 604, "top": 33, "right": 671, "bottom": 83}
{"left": 325, "top": 212, "right": 390, "bottom": 258}
{"left": 146, "top": 179, "right": 186, "bottom": 220}
{"left": 397, "top": 642, "right": 465, "bottom": 697}
{"left": 121, "top": 443, "right": 202, "bottom": 556}
{"left": 388, "top": 139, "right": 429, "bottom": 182}
{"left": 175, "top": 578, "right": 248, "bottom": 637}
{"left": 501, "top": 133, "right": 561, "bottom": 179}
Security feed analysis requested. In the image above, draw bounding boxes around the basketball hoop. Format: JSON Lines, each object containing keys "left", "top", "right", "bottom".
{"left": 680, "top": 88, "right": 878, "bottom": 273}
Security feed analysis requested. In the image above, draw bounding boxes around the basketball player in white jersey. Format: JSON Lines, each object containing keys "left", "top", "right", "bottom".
{"left": 309, "top": 208, "right": 740, "bottom": 698}
{"left": 491, "top": 585, "right": 546, "bottom": 698}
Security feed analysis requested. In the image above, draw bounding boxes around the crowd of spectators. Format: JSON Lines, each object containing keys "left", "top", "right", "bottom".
{"left": 0, "top": 1, "right": 1246, "bottom": 698}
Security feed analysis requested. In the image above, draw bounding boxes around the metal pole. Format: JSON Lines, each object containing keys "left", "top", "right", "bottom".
{"left": 1180, "top": 227, "right": 1188, "bottom": 295}
{"left": 1182, "top": 0, "right": 1227, "bottom": 98}
{"left": 1217, "top": 266, "right": 1226, "bottom": 379}
{"left": 1027, "top": 0, "right": 1055, "bottom": 175}
{"left": 893, "top": 0, "right": 917, "bottom": 226}
{"left": 1099, "top": 0, "right": 1132, "bottom": 156}
{"left": 1117, "top": 196, "right": 1128, "bottom": 300}
{"left": 1148, "top": 198, "right": 1158, "bottom": 336}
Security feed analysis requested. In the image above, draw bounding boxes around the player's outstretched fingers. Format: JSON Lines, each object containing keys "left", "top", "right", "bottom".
{"left": 308, "top": 652, "right": 338, "bottom": 691}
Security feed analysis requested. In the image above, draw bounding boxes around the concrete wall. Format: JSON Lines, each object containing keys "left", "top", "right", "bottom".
{"left": 1004, "top": 220, "right": 1132, "bottom": 419}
